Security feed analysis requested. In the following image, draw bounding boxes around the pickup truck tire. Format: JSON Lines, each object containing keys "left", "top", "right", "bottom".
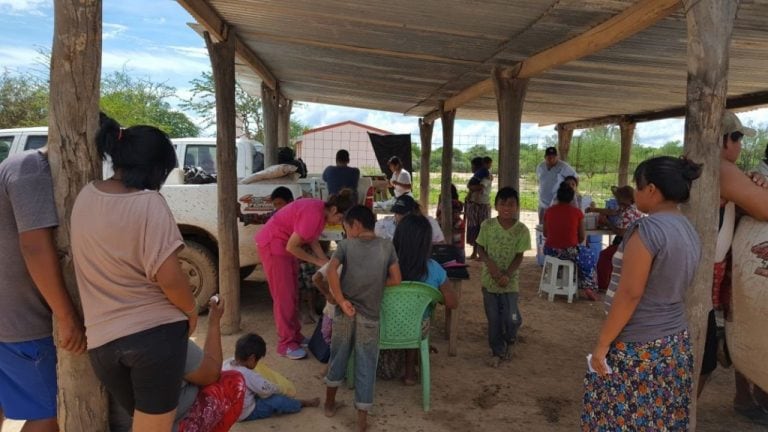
{"left": 178, "top": 240, "right": 218, "bottom": 312}
{"left": 240, "top": 265, "right": 256, "bottom": 280}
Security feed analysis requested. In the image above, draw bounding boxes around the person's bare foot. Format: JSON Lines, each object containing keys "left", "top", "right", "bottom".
{"left": 486, "top": 356, "right": 501, "bottom": 368}
{"left": 302, "top": 397, "right": 321, "bottom": 408}
{"left": 503, "top": 345, "right": 514, "bottom": 361}
{"left": 357, "top": 410, "right": 368, "bottom": 432}
{"left": 324, "top": 401, "right": 344, "bottom": 417}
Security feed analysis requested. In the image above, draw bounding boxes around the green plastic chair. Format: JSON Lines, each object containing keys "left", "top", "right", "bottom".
{"left": 345, "top": 281, "right": 444, "bottom": 412}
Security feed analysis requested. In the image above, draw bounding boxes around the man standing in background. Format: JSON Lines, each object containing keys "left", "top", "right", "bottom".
{"left": 536, "top": 146, "right": 577, "bottom": 223}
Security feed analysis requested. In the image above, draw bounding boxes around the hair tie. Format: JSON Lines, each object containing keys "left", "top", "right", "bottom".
{"left": 118, "top": 128, "right": 124, "bottom": 141}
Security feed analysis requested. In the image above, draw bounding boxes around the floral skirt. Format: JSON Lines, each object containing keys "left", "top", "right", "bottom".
{"left": 543, "top": 245, "right": 597, "bottom": 291}
{"left": 178, "top": 370, "right": 246, "bottom": 432}
{"left": 581, "top": 330, "right": 692, "bottom": 431}
{"left": 465, "top": 202, "right": 490, "bottom": 246}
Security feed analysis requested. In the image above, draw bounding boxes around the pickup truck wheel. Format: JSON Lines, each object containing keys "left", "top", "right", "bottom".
{"left": 178, "top": 240, "right": 217, "bottom": 312}
{"left": 240, "top": 265, "right": 256, "bottom": 280}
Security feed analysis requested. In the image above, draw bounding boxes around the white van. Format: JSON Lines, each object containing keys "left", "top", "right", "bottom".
{"left": 0, "top": 127, "right": 265, "bottom": 179}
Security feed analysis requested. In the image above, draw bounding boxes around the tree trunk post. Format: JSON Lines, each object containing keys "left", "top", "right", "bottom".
{"left": 556, "top": 124, "right": 574, "bottom": 162}
{"left": 418, "top": 118, "right": 434, "bottom": 210}
{"left": 681, "top": 0, "right": 739, "bottom": 428}
{"left": 47, "top": 1, "right": 108, "bottom": 429}
{"left": 204, "top": 31, "right": 241, "bottom": 335}
{"left": 618, "top": 120, "right": 636, "bottom": 187}
{"left": 439, "top": 104, "right": 456, "bottom": 242}
{"left": 492, "top": 66, "right": 529, "bottom": 192}
{"left": 278, "top": 96, "right": 293, "bottom": 148}
{"left": 262, "top": 82, "right": 279, "bottom": 167}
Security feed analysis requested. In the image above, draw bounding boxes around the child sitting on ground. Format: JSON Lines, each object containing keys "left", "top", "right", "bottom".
{"left": 476, "top": 187, "right": 531, "bottom": 367}
{"left": 222, "top": 333, "right": 319, "bottom": 421}
{"left": 324, "top": 205, "right": 402, "bottom": 432}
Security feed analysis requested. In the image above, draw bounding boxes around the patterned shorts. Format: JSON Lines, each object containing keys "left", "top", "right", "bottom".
{"left": 581, "top": 330, "right": 692, "bottom": 431}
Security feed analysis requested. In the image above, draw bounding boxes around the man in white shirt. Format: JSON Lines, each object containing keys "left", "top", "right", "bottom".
{"left": 536, "top": 146, "right": 577, "bottom": 223}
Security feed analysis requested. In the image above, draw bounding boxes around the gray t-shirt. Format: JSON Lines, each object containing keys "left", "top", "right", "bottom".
{"left": 536, "top": 160, "right": 576, "bottom": 209}
{"left": 0, "top": 150, "right": 58, "bottom": 342}
{"left": 605, "top": 212, "right": 700, "bottom": 343}
{"left": 333, "top": 237, "right": 398, "bottom": 320}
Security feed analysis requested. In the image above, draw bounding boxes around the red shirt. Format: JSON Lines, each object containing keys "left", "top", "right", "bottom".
{"left": 544, "top": 203, "right": 583, "bottom": 249}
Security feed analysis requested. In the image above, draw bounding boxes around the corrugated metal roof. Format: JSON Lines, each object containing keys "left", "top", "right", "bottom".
{"left": 187, "top": 0, "right": 768, "bottom": 125}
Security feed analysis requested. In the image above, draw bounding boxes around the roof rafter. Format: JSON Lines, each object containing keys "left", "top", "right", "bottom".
{"left": 421, "top": 0, "right": 681, "bottom": 122}
{"left": 177, "top": 0, "right": 278, "bottom": 90}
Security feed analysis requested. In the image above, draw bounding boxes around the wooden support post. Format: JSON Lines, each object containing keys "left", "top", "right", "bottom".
{"left": 278, "top": 96, "right": 293, "bottom": 148}
{"left": 618, "top": 120, "right": 635, "bottom": 187}
{"left": 681, "top": 0, "right": 738, "bottom": 428}
{"left": 556, "top": 124, "right": 574, "bottom": 162}
{"left": 48, "top": 0, "right": 108, "bottom": 429}
{"left": 205, "top": 31, "right": 241, "bottom": 334}
{"left": 262, "top": 82, "right": 279, "bottom": 167}
{"left": 418, "top": 118, "right": 434, "bottom": 210}
{"left": 439, "top": 104, "right": 456, "bottom": 243}
{"left": 492, "top": 66, "right": 529, "bottom": 192}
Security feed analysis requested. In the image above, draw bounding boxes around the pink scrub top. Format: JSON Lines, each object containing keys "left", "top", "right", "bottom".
{"left": 255, "top": 199, "right": 326, "bottom": 256}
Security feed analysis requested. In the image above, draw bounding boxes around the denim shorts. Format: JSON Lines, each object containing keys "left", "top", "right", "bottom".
{"left": 89, "top": 320, "right": 188, "bottom": 415}
{"left": 0, "top": 336, "right": 58, "bottom": 420}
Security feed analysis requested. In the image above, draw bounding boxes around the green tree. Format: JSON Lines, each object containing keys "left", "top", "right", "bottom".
{"left": 570, "top": 126, "right": 621, "bottom": 177}
{"left": 0, "top": 69, "right": 49, "bottom": 128}
{"left": 100, "top": 71, "right": 199, "bottom": 138}
{"left": 182, "top": 71, "right": 309, "bottom": 143}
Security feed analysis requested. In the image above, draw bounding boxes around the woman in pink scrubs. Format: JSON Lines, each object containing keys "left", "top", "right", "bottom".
{"left": 256, "top": 190, "right": 355, "bottom": 359}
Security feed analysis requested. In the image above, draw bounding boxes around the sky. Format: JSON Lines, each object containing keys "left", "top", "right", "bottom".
{"left": 1, "top": 0, "right": 767, "bottom": 150}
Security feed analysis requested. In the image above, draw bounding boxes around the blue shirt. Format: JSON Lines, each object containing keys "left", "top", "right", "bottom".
{"left": 322, "top": 165, "right": 360, "bottom": 196}
{"left": 422, "top": 259, "right": 447, "bottom": 289}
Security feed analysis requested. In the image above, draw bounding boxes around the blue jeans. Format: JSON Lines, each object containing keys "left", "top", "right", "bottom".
{"left": 324, "top": 311, "right": 380, "bottom": 411}
{"left": 244, "top": 394, "right": 302, "bottom": 420}
{"left": 482, "top": 288, "right": 521, "bottom": 357}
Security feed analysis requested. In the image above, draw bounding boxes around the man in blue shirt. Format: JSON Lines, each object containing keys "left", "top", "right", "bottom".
{"left": 322, "top": 149, "right": 360, "bottom": 200}
{"left": 536, "top": 147, "right": 577, "bottom": 223}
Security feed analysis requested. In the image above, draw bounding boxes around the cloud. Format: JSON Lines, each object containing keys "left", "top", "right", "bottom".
{"left": 142, "top": 16, "right": 166, "bottom": 25}
{"left": 0, "top": 46, "right": 46, "bottom": 68}
{"left": 0, "top": 0, "right": 47, "bottom": 15}
{"left": 168, "top": 45, "right": 209, "bottom": 59}
{"left": 103, "top": 23, "right": 128, "bottom": 40}
{"left": 101, "top": 49, "right": 210, "bottom": 77}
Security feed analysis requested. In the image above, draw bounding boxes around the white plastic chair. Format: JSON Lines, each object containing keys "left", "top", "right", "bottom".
{"left": 538, "top": 256, "right": 578, "bottom": 303}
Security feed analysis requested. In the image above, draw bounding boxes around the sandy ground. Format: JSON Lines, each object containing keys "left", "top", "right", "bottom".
{"left": 3, "top": 214, "right": 766, "bottom": 432}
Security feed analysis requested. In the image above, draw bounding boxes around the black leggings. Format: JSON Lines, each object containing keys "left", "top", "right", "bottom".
{"left": 89, "top": 321, "right": 188, "bottom": 415}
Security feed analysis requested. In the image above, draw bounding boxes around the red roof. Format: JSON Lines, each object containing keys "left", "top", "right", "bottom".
{"left": 302, "top": 120, "right": 393, "bottom": 136}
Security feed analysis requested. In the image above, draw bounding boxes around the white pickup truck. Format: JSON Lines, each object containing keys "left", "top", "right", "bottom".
{"left": 0, "top": 127, "right": 328, "bottom": 307}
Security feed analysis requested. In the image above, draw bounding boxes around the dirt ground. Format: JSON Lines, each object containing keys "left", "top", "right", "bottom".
{"left": 3, "top": 233, "right": 766, "bottom": 432}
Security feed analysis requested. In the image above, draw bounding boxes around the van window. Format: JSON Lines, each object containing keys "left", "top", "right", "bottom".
{"left": 0, "top": 136, "right": 12, "bottom": 163}
{"left": 24, "top": 135, "right": 48, "bottom": 151}
{"left": 184, "top": 145, "right": 217, "bottom": 173}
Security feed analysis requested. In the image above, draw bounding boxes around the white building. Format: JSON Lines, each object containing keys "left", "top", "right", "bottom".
{"left": 296, "top": 120, "right": 392, "bottom": 175}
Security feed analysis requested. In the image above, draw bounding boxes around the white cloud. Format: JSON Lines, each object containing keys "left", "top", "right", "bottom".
{"left": 142, "top": 16, "right": 166, "bottom": 25}
{"left": 101, "top": 49, "right": 210, "bottom": 76}
{"left": 168, "top": 45, "right": 209, "bottom": 59}
{"left": 103, "top": 23, "right": 128, "bottom": 40}
{"left": 0, "top": 46, "right": 45, "bottom": 68}
{"left": 0, "top": 0, "right": 47, "bottom": 15}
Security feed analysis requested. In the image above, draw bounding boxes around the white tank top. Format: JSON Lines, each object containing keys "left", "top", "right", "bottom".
{"left": 715, "top": 202, "right": 735, "bottom": 263}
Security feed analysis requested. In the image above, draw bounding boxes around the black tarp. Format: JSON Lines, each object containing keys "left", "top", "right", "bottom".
{"left": 368, "top": 133, "right": 412, "bottom": 178}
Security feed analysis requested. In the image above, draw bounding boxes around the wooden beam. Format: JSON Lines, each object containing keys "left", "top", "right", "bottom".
{"left": 492, "top": 66, "right": 528, "bottom": 191}
{"left": 439, "top": 104, "right": 456, "bottom": 248}
{"left": 204, "top": 31, "right": 241, "bottom": 334}
{"left": 681, "top": 0, "right": 738, "bottom": 428}
{"left": 178, "top": 0, "right": 278, "bottom": 89}
{"left": 617, "top": 121, "right": 635, "bottom": 187}
{"left": 49, "top": 0, "right": 108, "bottom": 429}
{"left": 419, "top": 0, "right": 680, "bottom": 116}
{"left": 262, "top": 82, "right": 279, "bottom": 167}
{"left": 556, "top": 90, "right": 768, "bottom": 131}
{"left": 418, "top": 118, "right": 434, "bottom": 210}
{"left": 556, "top": 124, "right": 574, "bottom": 162}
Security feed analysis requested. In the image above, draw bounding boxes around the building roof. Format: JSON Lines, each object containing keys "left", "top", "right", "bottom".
{"left": 182, "top": 1, "right": 768, "bottom": 126}
{"left": 302, "top": 120, "right": 393, "bottom": 136}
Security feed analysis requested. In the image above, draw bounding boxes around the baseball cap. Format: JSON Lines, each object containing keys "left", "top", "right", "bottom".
{"left": 391, "top": 195, "right": 418, "bottom": 214}
{"left": 721, "top": 111, "right": 756, "bottom": 137}
{"left": 544, "top": 147, "right": 558, "bottom": 156}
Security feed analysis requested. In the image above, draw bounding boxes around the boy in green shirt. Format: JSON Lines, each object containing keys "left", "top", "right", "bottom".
{"left": 476, "top": 187, "right": 531, "bottom": 367}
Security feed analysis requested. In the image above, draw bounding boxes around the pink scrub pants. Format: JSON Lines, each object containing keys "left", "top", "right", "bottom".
{"left": 259, "top": 243, "right": 303, "bottom": 355}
